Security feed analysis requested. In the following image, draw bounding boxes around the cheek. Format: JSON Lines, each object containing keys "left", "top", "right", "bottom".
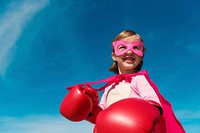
{"left": 115, "top": 57, "right": 123, "bottom": 63}
{"left": 135, "top": 57, "right": 143, "bottom": 64}
{"left": 138, "top": 57, "right": 143, "bottom": 61}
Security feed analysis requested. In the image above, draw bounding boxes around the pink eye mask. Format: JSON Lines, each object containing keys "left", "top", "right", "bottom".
{"left": 113, "top": 40, "right": 144, "bottom": 56}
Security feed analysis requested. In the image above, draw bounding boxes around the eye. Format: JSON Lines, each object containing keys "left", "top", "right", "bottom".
{"left": 133, "top": 46, "right": 141, "bottom": 50}
{"left": 118, "top": 45, "right": 127, "bottom": 50}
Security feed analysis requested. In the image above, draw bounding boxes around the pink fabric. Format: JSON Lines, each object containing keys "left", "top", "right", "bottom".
{"left": 99, "top": 74, "right": 161, "bottom": 109}
{"left": 67, "top": 70, "right": 186, "bottom": 133}
{"left": 113, "top": 40, "right": 144, "bottom": 56}
{"left": 142, "top": 71, "right": 186, "bottom": 133}
{"left": 67, "top": 72, "right": 136, "bottom": 90}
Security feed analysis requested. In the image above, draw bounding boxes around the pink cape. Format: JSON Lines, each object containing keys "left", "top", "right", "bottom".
{"left": 67, "top": 70, "right": 186, "bottom": 133}
{"left": 142, "top": 71, "right": 185, "bottom": 133}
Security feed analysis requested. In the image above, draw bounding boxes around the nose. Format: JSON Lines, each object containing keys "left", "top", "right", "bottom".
{"left": 126, "top": 50, "right": 134, "bottom": 54}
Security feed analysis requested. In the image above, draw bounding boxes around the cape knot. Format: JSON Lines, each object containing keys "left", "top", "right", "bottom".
{"left": 115, "top": 75, "right": 124, "bottom": 82}
{"left": 114, "top": 74, "right": 132, "bottom": 83}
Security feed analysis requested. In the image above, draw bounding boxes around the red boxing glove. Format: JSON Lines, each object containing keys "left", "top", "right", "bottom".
{"left": 83, "top": 85, "right": 101, "bottom": 124}
{"left": 60, "top": 85, "right": 92, "bottom": 121}
{"left": 60, "top": 85, "right": 100, "bottom": 122}
{"left": 83, "top": 85, "right": 100, "bottom": 112}
{"left": 95, "top": 98, "right": 160, "bottom": 133}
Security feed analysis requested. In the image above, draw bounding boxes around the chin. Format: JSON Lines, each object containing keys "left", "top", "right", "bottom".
{"left": 123, "top": 64, "right": 136, "bottom": 70}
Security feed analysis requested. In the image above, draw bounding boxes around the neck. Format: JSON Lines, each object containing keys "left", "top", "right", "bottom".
{"left": 118, "top": 68, "right": 137, "bottom": 74}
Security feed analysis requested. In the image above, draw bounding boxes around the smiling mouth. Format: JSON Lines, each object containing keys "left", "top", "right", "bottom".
{"left": 123, "top": 56, "right": 135, "bottom": 62}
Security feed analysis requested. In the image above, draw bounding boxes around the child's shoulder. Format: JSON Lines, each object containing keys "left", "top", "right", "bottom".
{"left": 130, "top": 70, "right": 152, "bottom": 83}
{"left": 137, "top": 70, "right": 148, "bottom": 76}
{"left": 131, "top": 70, "right": 149, "bottom": 78}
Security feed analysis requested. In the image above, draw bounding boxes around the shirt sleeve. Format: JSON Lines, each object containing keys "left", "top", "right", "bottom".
{"left": 134, "top": 75, "right": 162, "bottom": 107}
{"left": 99, "top": 95, "right": 106, "bottom": 109}
{"left": 99, "top": 88, "right": 108, "bottom": 110}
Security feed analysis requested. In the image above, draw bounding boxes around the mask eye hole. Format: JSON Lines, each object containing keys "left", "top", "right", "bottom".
{"left": 133, "top": 46, "right": 141, "bottom": 50}
{"left": 118, "top": 45, "right": 127, "bottom": 51}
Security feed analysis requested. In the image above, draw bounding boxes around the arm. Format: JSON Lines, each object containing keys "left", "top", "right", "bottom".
{"left": 135, "top": 75, "right": 163, "bottom": 114}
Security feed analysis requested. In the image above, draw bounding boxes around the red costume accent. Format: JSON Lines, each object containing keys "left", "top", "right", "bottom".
{"left": 65, "top": 70, "right": 185, "bottom": 133}
{"left": 142, "top": 71, "right": 185, "bottom": 133}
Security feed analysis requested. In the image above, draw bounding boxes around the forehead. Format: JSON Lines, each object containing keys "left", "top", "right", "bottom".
{"left": 121, "top": 35, "right": 141, "bottom": 43}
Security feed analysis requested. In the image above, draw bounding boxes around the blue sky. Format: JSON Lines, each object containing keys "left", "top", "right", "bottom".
{"left": 0, "top": 0, "right": 200, "bottom": 132}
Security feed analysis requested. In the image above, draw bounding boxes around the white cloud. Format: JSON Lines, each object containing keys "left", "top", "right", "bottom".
{"left": 0, "top": 110, "right": 199, "bottom": 133}
{"left": 0, "top": 0, "right": 49, "bottom": 76}
{"left": 175, "top": 109, "right": 200, "bottom": 119}
{"left": 0, "top": 114, "right": 94, "bottom": 133}
{"left": 175, "top": 38, "right": 200, "bottom": 55}
{"left": 0, "top": 110, "right": 200, "bottom": 133}
{"left": 175, "top": 109, "right": 200, "bottom": 133}
{"left": 183, "top": 123, "right": 200, "bottom": 133}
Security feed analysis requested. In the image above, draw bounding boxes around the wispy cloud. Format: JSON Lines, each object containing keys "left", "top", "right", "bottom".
{"left": 175, "top": 109, "right": 200, "bottom": 119}
{"left": 0, "top": 114, "right": 94, "bottom": 133}
{"left": 175, "top": 38, "right": 200, "bottom": 55}
{"left": 175, "top": 109, "right": 200, "bottom": 133}
{"left": 0, "top": 112, "right": 199, "bottom": 133}
{"left": 0, "top": 0, "right": 49, "bottom": 76}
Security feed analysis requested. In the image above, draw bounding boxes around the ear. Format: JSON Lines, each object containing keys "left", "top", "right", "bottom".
{"left": 111, "top": 52, "right": 116, "bottom": 61}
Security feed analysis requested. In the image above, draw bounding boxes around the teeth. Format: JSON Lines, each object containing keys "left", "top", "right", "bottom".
{"left": 124, "top": 56, "right": 135, "bottom": 61}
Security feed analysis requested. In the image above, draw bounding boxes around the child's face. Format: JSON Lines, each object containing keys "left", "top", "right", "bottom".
{"left": 112, "top": 35, "right": 143, "bottom": 74}
{"left": 113, "top": 40, "right": 144, "bottom": 57}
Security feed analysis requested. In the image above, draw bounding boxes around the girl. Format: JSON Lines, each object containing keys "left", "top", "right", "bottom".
{"left": 60, "top": 30, "right": 186, "bottom": 133}
{"left": 99, "top": 30, "right": 162, "bottom": 111}
{"left": 95, "top": 30, "right": 185, "bottom": 133}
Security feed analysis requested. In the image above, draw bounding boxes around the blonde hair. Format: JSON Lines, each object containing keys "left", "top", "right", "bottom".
{"left": 109, "top": 30, "right": 145, "bottom": 74}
